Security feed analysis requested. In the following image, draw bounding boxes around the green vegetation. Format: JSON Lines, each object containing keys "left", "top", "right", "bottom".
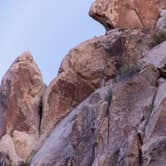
{"left": 119, "top": 63, "right": 141, "bottom": 79}
{"left": 19, "top": 162, "right": 30, "bottom": 166}
{"left": 153, "top": 31, "right": 166, "bottom": 46}
{"left": 149, "top": 104, "right": 155, "bottom": 113}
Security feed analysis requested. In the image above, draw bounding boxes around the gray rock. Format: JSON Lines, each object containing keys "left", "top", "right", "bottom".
{"left": 156, "top": 10, "right": 166, "bottom": 30}
{"left": 143, "top": 41, "right": 166, "bottom": 68}
{"left": 31, "top": 86, "right": 112, "bottom": 166}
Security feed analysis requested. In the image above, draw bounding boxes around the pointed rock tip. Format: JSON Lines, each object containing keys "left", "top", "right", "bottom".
{"left": 15, "top": 51, "right": 34, "bottom": 63}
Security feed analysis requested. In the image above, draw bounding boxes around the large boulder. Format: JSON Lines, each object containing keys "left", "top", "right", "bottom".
{"left": 89, "top": 0, "right": 166, "bottom": 30}
{"left": 41, "top": 29, "right": 154, "bottom": 137}
{"left": 0, "top": 52, "right": 45, "bottom": 165}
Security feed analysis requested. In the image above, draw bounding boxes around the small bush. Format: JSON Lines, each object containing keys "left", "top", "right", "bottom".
{"left": 153, "top": 31, "right": 166, "bottom": 46}
{"left": 19, "top": 162, "right": 30, "bottom": 166}
{"left": 119, "top": 64, "right": 141, "bottom": 79}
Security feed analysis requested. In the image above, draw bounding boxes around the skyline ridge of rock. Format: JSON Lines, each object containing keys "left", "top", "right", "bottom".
{"left": 1, "top": 0, "right": 166, "bottom": 165}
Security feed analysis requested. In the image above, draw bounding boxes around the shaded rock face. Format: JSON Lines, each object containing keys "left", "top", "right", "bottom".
{"left": 0, "top": 152, "right": 11, "bottom": 166}
{"left": 156, "top": 10, "right": 166, "bottom": 30}
{"left": 89, "top": 0, "right": 166, "bottom": 30}
{"left": 0, "top": 52, "right": 45, "bottom": 165}
{"left": 31, "top": 86, "right": 112, "bottom": 166}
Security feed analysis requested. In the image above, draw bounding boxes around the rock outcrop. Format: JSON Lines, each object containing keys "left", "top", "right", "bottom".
{"left": 156, "top": 10, "right": 166, "bottom": 31}
{"left": 31, "top": 64, "right": 160, "bottom": 165}
{"left": 41, "top": 28, "right": 154, "bottom": 137}
{"left": 89, "top": 0, "right": 166, "bottom": 30}
{"left": 1, "top": 0, "right": 166, "bottom": 166}
{"left": 0, "top": 52, "right": 45, "bottom": 165}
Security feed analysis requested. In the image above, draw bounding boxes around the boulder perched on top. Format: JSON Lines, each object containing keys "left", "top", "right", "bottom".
{"left": 89, "top": 0, "right": 166, "bottom": 30}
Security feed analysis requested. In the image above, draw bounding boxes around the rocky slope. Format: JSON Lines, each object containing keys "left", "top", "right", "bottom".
{"left": 1, "top": 0, "right": 166, "bottom": 165}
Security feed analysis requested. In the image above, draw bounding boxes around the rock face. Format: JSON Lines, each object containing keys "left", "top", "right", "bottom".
{"left": 31, "top": 64, "right": 160, "bottom": 166}
{"left": 40, "top": 28, "right": 154, "bottom": 137}
{"left": 156, "top": 10, "right": 166, "bottom": 30}
{"left": 0, "top": 52, "right": 45, "bottom": 165}
{"left": 89, "top": 0, "right": 166, "bottom": 30}
{"left": 1, "top": 0, "right": 166, "bottom": 166}
{"left": 31, "top": 86, "right": 112, "bottom": 166}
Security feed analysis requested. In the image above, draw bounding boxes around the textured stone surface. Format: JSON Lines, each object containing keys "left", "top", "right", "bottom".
{"left": 142, "top": 137, "right": 166, "bottom": 166}
{"left": 141, "top": 65, "right": 166, "bottom": 166}
{"left": 156, "top": 10, "right": 166, "bottom": 30}
{"left": 145, "top": 41, "right": 166, "bottom": 68}
{"left": 31, "top": 86, "right": 112, "bottom": 166}
{"left": 31, "top": 65, "right": 159, "bottom": 166}
{"left": 89, "top": 0, "right": 166, "bottom": 30}
{"left": 1, "top": 1, "right": 166, "bottom": 165}
{"left": 0, "top": 52, "right": 45, "bottom": 165}
{"left": 41, "top": 29, "right": 154, "bottom": 137}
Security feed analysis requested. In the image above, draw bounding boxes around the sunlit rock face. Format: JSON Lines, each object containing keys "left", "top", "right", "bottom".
{"left": 89, "top": 0, "right": 166, "bottom": 30}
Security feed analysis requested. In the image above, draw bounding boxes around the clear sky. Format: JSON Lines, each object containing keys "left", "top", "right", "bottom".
{"left": 0, "top": 0, "right": 104, "bottom": 84}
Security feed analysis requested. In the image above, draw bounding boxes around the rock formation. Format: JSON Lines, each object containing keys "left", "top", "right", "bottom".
{"left": 0, "top": 52, "right": 45, "bottom": 165}
{"left": 1, "top": 0, "right": 166, "bottom": 165}
{"left": 89, "top": 0, "right": 166, "bottom": 30}
{"left": 41, "top": 29, "right": 154, "bottom": 137}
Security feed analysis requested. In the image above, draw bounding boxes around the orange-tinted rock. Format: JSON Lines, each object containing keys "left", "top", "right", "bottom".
{"left": 0, "top": 52, "right": 45, "bottom": 164}
{"left": 89, "top": 0, "right": 166, "bottom": 30}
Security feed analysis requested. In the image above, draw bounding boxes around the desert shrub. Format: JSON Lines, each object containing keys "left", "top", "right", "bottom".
{"left": 19, "top": 162, "right": 30, "bottom": 166}
{"left": 119, "top": 63, "right": 141, "bottom": 79}
{"left": 152, "top": 31, "right": 166, "bottom": 46}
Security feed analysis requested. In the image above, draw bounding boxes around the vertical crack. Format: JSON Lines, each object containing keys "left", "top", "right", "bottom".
{"left": 137, "top": 86, "right": 158, "bottom": 166}
{"left": 38, "top": 97, "right": 43, "bottom": 136}
{"left": 132, "top": 8, "right": 145, "bottom": 27}
{"left": 107, "top": 110, "right": 110, "bottom": 145}
{"left": 137, "top": 133, "right": 143, "bottom": 166}
{"left": 126, "top": 3, "right": 145, "bottom": 27}
{"left": 107, "top": 92, "right": 112, "bottom": 145}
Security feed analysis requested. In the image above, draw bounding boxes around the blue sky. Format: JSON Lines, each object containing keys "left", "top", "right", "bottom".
{"left": 0, "top": 0, "right": 104, "bottom": 84}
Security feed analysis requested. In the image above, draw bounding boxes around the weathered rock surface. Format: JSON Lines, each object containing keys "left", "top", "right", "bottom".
{"left": 1, "top": 0, "right": 166, "bottom": 165}
{"left": 0, "top": 52, "right": 45, "bottom": 165}
{"left": 41, "top": 28, "right": 154, "bottom": 137}
{"left": 141, "top": 79, "right": 166, "bottom": 165}
{"left": 156, "top": 10, "right": 166, "bottom": 30}
{"left": 142, "top": 137, "right": 166, "bottom": 166}
{"left": 31, "top": 86, "right": 112, "bottom": 166}
{"left": 89, "top": 0, "right": 166, "bottom": 30}
{"left": 144, "top": 41, "right": 166, "bottom": 69}
{"left": 143, "top": 41, "right": 166, "bottom": 79}
{"left": 31, "top": 64, "right": 160, "bottom": 165}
